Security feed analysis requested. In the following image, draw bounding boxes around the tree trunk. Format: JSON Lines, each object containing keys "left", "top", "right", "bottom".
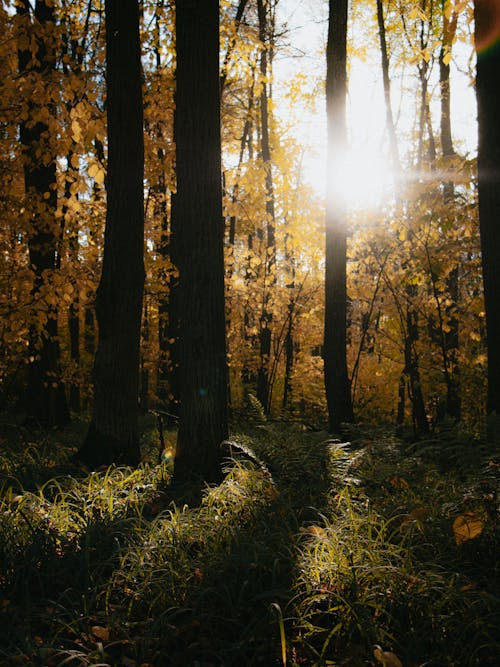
{"left": 376, "top": 0, "right": 400, "bottom": 172}
{"left": 140, "top": 298, "right": 150, "bottom": 413}
{"left": 18, "top": 0, "right": 69, "bottom": 427}
{"left": 77, "top": 0, "right": 145, "bottom": 466}
{"left": 474, "top": 0, "right": 500, "bottom": 420}
{"left": 324, "top": 0, "right": 354, "bottom": 432}
{"left": 439, "top": 0, "right": 460, "bottom": 420}
{"left": 172, "top": 0, "right": 229, "bottom": 485}
{"left": 256, "top": 0, "right": 276, "bottom": 414}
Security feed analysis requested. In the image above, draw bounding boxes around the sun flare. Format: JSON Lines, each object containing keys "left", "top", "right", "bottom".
{"left": 329, "top": 146, "right": 393, "bottom": 211}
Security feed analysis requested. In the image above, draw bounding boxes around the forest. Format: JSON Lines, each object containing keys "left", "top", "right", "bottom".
{"left": 0, "top": 0, "right": 499, "bottom": 665}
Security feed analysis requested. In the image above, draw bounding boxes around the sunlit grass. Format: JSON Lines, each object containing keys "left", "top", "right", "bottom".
{"left": 0, "top": 418, "right": 498, "bottom": 665}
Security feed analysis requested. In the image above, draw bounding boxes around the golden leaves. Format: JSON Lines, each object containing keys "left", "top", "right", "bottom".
{"left": 88, "top": 162, "right": 105, "bottom": 185}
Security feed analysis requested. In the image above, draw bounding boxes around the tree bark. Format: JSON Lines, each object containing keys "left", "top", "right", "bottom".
{"left": 376, "top": 0, "right": 400, "bottom": 172}
{"left": 172, "top": 0, "right": 229, "bottom": 485}
{"left": 18, "top": 0, "right": 69, "bottom": 427}
{"left": 474, "top": 0, "right": 500, "bottom": 419}
{"left": 439, "top": 0, "right": 460, "bottom": 421}
{"left": 324, "top": 0, "right": 354, "bottom": 432}
{"left": 256, "top": 0, "right": 276, "bottom": 414}
{"left": 77, "top": 0, "right": 145, "bottom": 466}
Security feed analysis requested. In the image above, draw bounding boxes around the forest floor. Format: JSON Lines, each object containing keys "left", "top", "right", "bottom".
{"left": 0, "top": 413, "right": 498, "bottom": 666}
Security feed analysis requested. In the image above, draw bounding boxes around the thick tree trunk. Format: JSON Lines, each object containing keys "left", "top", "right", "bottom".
{"left": 474, "top": 0, "right": 500, "bottom": 419}
{"left": 324, "top": 0, "right": 354, "bottom": 432}
{"left": 18, "top": 0, "right": 69, "bottom": 427}
{"left": 172, "top": 0, "right": 228, "bottom": 485}
{"left": 77, "top": 0, "right": 144, "bottom": 466}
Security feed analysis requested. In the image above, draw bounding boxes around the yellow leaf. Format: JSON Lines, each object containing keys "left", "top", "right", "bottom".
{"left": 71, "top": 119, "right": 81, "bottom": 142}
{"left": 443, "top": 50, "right": 452, "bottom": 66}
{"left": 94, "top": 168, "right": 105, "bottom": 185}
{"left": 453, "top": 512, "right": 484, "bottom": 545}
{"left": 88, "top": 163, "right": 99, "bottom": 179}
{"left": 88, "top": 163, "right": 105, "bottom": 185}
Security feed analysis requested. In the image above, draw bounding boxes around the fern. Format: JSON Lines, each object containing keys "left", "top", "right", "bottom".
{"left": 246, "top": 392, "right": 267, "bottom": 425}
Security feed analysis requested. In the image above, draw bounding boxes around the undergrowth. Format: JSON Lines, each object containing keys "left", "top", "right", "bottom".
{"left": 0, "top": 416, "right": 498, "bottom": 666}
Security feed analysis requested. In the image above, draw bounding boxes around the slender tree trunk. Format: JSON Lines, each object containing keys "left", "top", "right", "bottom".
{"left": 474, "top": 0, "right": 500, "bottom": 420}
{"left": 406, "top": 309, "right": 429, "bottom": 433}
{"left": 150, "top": 7, "right": 179, "bottom": 413}
{"left": 242, "top": 232, "right": 258, "bottom": 390}
{"left": 439, "top": 0, "right": 460, "bottom": 420}
{"left": 172, "top": 0, "right": 228, "bottom": 485}
{"left": 220, "top": 0, "right": 250, "bottom": 90}
{"left": 63, "top": 148, "right": 81, "bottom": 413}
{"left": 256, "top": 0, "right": 276, "bottom": 414}
{"left": 18, "top": 0, "right": 69, "bottom": 427}
{"left": 324, "top": 0, "right": 354, "bottom": 432}
{"left": 68, "top": 275, "right": 81, "bottom": 411}
{"left": 282, "top": 232, "right": 296, "bottom": 412}
{"left": 376, "top": 0, "right": 400, "bottom": 172}
{"left": 84, "top": 304, "right": 95, "bottom": 358}
{"left": 140, "top": 298, "right": 150, "bottom": 412}
{"left": 77, "top": 0, "right": 145, "bottom": 466}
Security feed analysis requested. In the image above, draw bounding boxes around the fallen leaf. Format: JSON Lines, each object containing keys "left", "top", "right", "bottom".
{"left": 460, "top": 583, "right": 476, "bottom": 592}
{"left": 401, "top": 506, "right": 427, "bottom": 531}
{"left": 91, "top": 625, "right": 110, "bottom": 641}
{"left": 373, "top": 645, "right": 403, "bottom": 667}
{"left": 453, "top": 512, "right": 484, "bottom": 545}
{"left": 300, "top": 525, "right": 326, "bottom": 539}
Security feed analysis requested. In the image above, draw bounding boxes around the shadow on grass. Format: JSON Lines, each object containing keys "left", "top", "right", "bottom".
{"left": 0, "top": 421, "right": 337, "bottom": 666}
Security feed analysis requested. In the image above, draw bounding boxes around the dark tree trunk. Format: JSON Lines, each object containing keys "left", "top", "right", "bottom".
{"left": 439, "top": 1, "right": 460, "bottom": 420}
{"left": 18, "top": 0, "right": 69, "bottom": 428}
{"left": 256, "top": 0, "right": 276, "bottom": 414}
{"left": 172, "top": 0, "right": 229, "bottom": 485}
{"left": 406, "top": 309, "right": 429, "bottom": 433}
{"left": 68, "top": 292, "right": 81, "bottom": 412}
{"left": 84, "top": 304, "right": 95, "bottom": 358}
{"left": 64, "top": 150, "right": 81, "bottom": 414}
{"left": 140, "top": 298, "right": 150, "bottom": 413}
{"left": 151, "top": 8, "right": 179, "bottom": 413}
{"left": 77, "top": 0, "right": 145, "bottom": 466}
{"left": 324, "top": 0, "right": 354, "bottom": 432}
{"left": 282, "top": 221, "right": 296, "bottom": 412}
{"left": 474, "top": 0, "right": 500, "bottom": 420}
{"left": 376, "top": 0, "right": 400, "bottom": 172}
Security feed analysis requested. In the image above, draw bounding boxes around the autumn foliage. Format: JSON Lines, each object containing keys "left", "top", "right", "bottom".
{"left": 0, "top": 0, "right": 487, "bottom": 432}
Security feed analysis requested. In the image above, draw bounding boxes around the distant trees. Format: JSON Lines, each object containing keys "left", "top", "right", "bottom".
{"left": 77, "top": 0, "right": 144, "bottom": 466}
{"left": 324, "top": 0, "right": 354, "bottom": 432}
{"left": 474, "top": 0, "right": 500, "bottom": 420}
{"left": 171, "top": 0, "right": 228, "bottom": 484}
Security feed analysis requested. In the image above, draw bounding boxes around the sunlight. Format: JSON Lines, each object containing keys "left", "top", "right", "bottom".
{"left": 329, "top": 146, "right": 392, "bottom": 211}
